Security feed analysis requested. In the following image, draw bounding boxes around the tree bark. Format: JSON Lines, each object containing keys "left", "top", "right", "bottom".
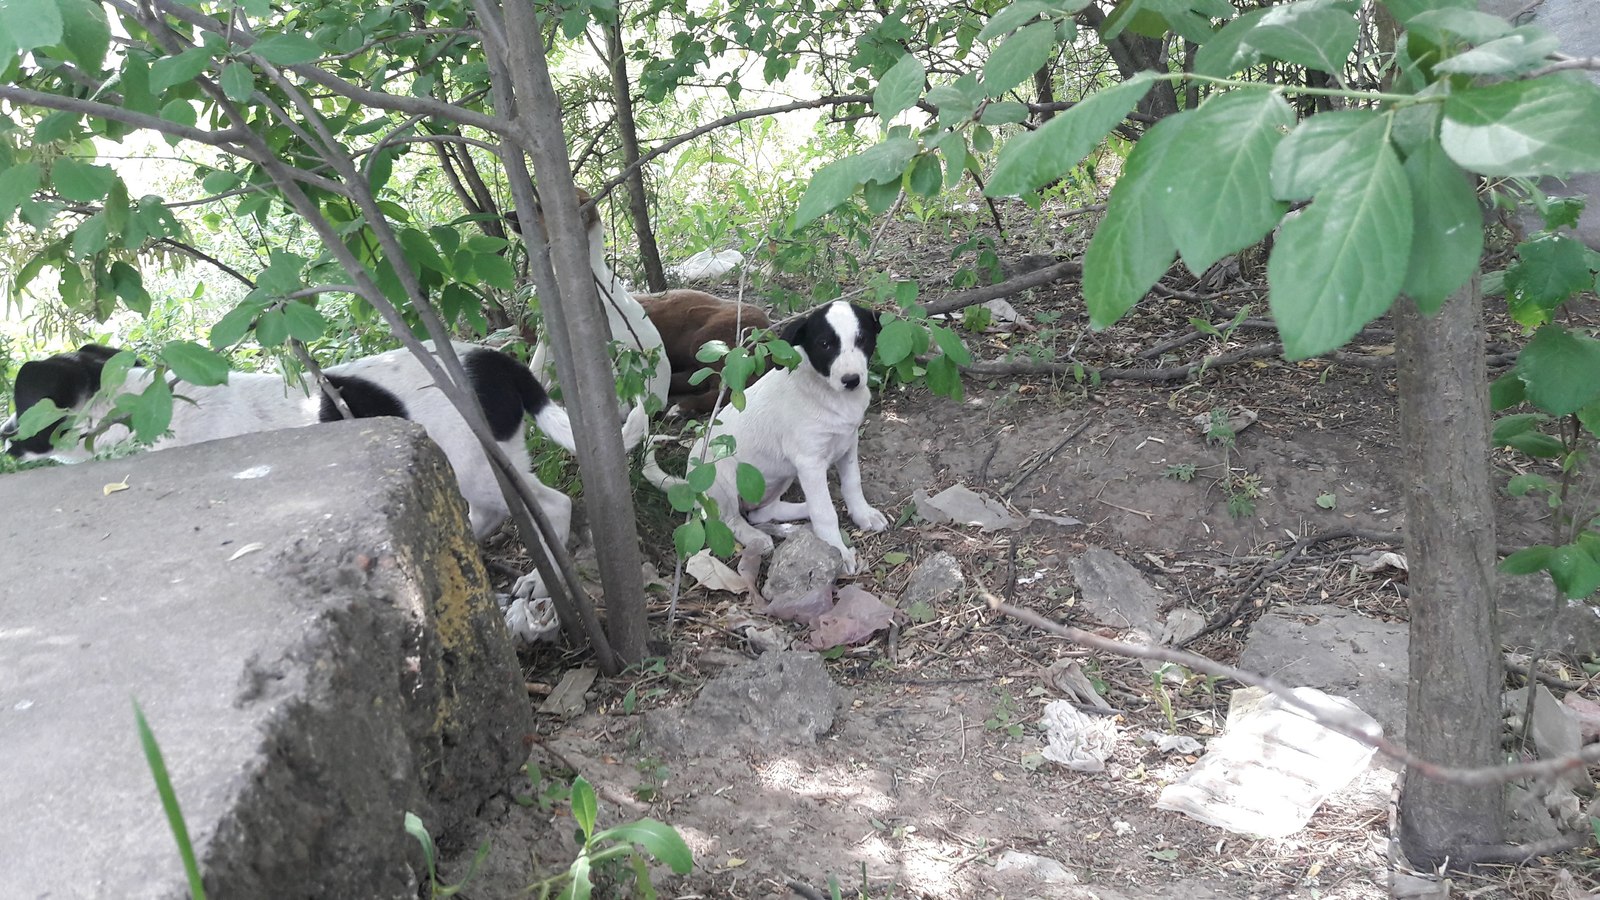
{"left": 1033, "top": 65, "right": 1056, "bottom": 123}
{"left": 496, "top": 0, "right": 651, "bottom": 667}
{"left": 1394, "top": 277, "right": 1505, "bottom": 867}
{"left": 1078, "top": 5, "right": 1180, "bottom": 119}
{"left": 605, "top": 17, "right": 667, "bottom": 293}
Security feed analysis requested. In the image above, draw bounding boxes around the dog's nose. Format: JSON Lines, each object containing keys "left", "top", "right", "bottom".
{"left": 841, "top": 374, "right": 860, "bottom": 390}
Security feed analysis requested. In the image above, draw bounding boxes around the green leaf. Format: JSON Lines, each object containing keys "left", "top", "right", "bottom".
{"left": 982, "top": 22, "right": 1056, "bottom": 96}
{"left": 874, "top": 52, "right": 925, "bottom": 122}
{"left": 0, "top": 0, "right": 64, "bottom": 61}
{"left": 666, "top": 482, "right": 697, "bottom": 513}
{"left": 149, "top": 47, "right": 212, "bottom": 94}
{"left": 1246, "top": 3, "right": 1359, "bottom": 74}
{"left": 926, "top": 73, "right": 984, "bottom": 126}
{"left": 1406, "top": 7, "right": 1513, "bottom": 44}
{"left": 1548, "top": 543, "right": 1600, "bottom": 599}
{"left": 736, "top": 462, "right": 766, "bottom": 505}
{"left": 925, "top": 354, "right": 963, "bottom": 400}
{"left": 475, "top": 253, "right": 515, "bottom": 291}
{"left": 57, "top": 0, "right": 110, "bottom": 72}
{"left": 282, "top": 302, "right": 326, "bottom": 342}
{"left": 252, "top": 33, "right": 321, "bottom": 66}
{"left": 160, "top": 99, "right": 197, "bottom": 134}
{"left": 1400, "top": 140, "right": 1482, "bottom": 314}
{"left": 1505, "top": 235, "right": 1591, "bottom": 327}
{"left": 255, "top": 309, "right": 288, "bottom": 347}
{"left": 979, "top": 0, "right": 1054, "bottom": 41}
{"left": 1165, "top": 90, "right": 1293, "bottom": 275}
{"left": 1434, "top": 26, "right": 1560, "bottom": 76}
{"left": 1082, "top": 110, "right": 1193, "bottom": 327}
{"left": 161, "top": 340, "right": 230, "bottom": 387}
{"left": 1271, "top": 109, "right": 1382, "bottom": 201}
{"left": 134, "top": 702, "right": 207, "bottom": 900}
{"left": 1506, "top": 473, "right": 1554, "bottom": 497}
{"left": 673, "top": 518, "right": 705, "bottom": 557}
{"left": 686, "top": 460, "right": 716, "bottom": 493}
{"left": 1441, "top": 75, "right": 1600, "bottom": 178}
{"left": 791, "top": 138, "right": 918, "bottom": 230}
{"left": 929, "top": 323, "right": 972, "bottom": 365}
{"left": 570, "top": 776, "right": 598, "bottom": 839}
{"left": 978, "top": 101, "right": 1029, "bottom": 126}
{"left": 1489, "top": 372, "right": 1525, "bottom": 411}
{"left": 1268, "top": 122, "right": 1412, "bottom": 359}
{"left": 1194, "top": 7, "right": 1271, "bottom": 79}
{"left": 0, "top": 160, "right": 39, "bottom": 224}
{"left": 15, "top": 398, "right": 66, "bottom": 441}
{"left": 52, "top": 158, "right": 116, "bottom": 202}
{"left": 1499, "top": 545, "right": 1553, "bottom": 576}
{"left": 876, "top": 319, "right": 918, "bottom": 365}
{"left": 908, "top": 153, "right": 943, "bottom": 197}
{"left": 70, "top": 212, "right": 109, "bottom": 258}
{"left": 1514, "top": 325, "right": 1600, "bottom": 416}
{"left": 591, "top": 820, "right": 694, "bottom": 874}
{"left": 220, "top": 62, "right": 254, "bottom": 102}
{"left": 705, "top": 518, "right": 736, "bottom": 556}
{"left": 209, "top": 301, "right": 265, "bottom": 349}
{"left": 129, "top": 377, "right": 174, "bottom": 443}
{"left": 986, "top": 72, "right": 1155, "bottom": 198}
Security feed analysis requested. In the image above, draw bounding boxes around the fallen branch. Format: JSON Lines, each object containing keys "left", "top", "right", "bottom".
{"left": 920, "top": 259, "right": 1083, "bottom": 316}
{"left": 987, "top": 595, "right": 1600, "bottom": 787}
{"left": 967, "top": 343, "right": 1519, "bottom": 383}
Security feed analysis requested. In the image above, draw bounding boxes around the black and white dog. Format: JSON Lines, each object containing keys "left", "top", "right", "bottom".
{"left": 2, "top": 342, "right": 645, "bottom": 600}
{"left": 644, "top": 300, "right": 889, "bottom": 572}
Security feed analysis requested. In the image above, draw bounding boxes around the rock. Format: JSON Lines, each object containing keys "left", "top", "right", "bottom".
{"left": 1239, "top": 603, "right": 1409, "bottom": 741}
{"left": 913, "top": 483, "right": 1026, "bottom": 531}
{"left": 1159, "top": 608, "right": 1206, "bottom": 645}
{"left": 1498, "top": 576, "right": 1600, "bottom": 658}
{"left": 0, "top": 419, "right": 531, "bottom": 899}
{"left": 994, "top": 850, "right": 1078, "bottom": 884}
{"left": 762, "top": 527, "right": 845, "bottom": 605}
{"left": 645, "top": 650, "right": 841, "bottom": 756}
{"left": 1504, "top": 685, "right": 1592, "bottom": 789}
{"left": 1068, "top": 548, "right": 1165, "bottom": 633}
{"left": 898, "top": 551, "right": 963, "bottom": 610}
{"left": 1391, "top": 873, "right": 1451, "bottom": 899}
{"left": 1562, "top": 693, "right": 1600, "bottom": 742}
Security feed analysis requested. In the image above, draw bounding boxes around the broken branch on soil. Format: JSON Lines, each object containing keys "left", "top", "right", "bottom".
{"left": 1000, "top": 418, "right": 1091, "bottom": 499}
{"left": 967, "top": 343, "right": 1518, "bottom": 383}
{"left": 920, "top": 258, "right": 1083, "bottom": 316}
{"left": 986, "top": 594, "right": 1600, "bottom": 789}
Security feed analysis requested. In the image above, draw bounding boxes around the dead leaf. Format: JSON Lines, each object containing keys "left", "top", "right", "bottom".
{"left": 1352, "top": 550, "right": 1408, "bottom": 574}
{"left": 227, "top": 542, "right": 266, "bottom": 561}
{"left": 808, "top": 585, "right": 900, "bottom": 649}
{"left": 686, "top": 549, "right": 756, "bottom": 596}
{"left": 103, "top": 477, "right": 131, "bottom": 495}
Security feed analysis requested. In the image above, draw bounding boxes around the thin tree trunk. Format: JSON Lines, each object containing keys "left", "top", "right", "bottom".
{"left": 605, "top": 17, "right": 667, "bottom": 293}
{"left": 500, "top": 0, "right": 650, "bottom": 667}
{"left": 1394, "top": 277, "right": 1505, "bottom": 867}
{"left": 1033, "top": 65, "right": 1056, "bottom": 123}
{"left": 1078, "top": 5, "right": 1180, "bottom": 119}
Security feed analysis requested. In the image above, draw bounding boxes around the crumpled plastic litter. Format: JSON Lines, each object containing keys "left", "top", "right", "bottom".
{"left": 499, "top": 593, "right": 561, "bottom": 644}
{"left": 1040, "top": 700, "right": 1119, "bottom": 772}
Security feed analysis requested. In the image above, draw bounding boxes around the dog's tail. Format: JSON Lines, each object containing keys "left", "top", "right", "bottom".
{"left": 640, "top": 435, "right": 686, "bottom": 492}
{"left": 516, "top": 357, "right": 647, "bottom": 455}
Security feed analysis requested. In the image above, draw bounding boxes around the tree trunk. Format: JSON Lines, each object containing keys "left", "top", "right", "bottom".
{"left": 605, "top": 17, "right": 667, "bottom": 293}
{"left": 496, "top": 1, "right": 651, "bottom": 667}
{"left": 1394, "top": 277, "right": 1505, "bottom": 867}
{"left": 1033, "top": 65, "right": 1056, "bottom": 123}
{"left": 1078, "top": 5, "right": 1180, "bottom": 119}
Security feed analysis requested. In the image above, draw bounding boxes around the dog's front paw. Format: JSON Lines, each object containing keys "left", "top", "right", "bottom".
{"left": 853, "top": 505, "right": 889, "bottom": 532}
{"left": 839, "top": 546, "right": 860, "bottom": 575}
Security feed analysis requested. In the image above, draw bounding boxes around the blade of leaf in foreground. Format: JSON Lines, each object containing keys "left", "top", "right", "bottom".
{"left": 1269, "top": 135, "right": 1413, "bottom": 359}
{"left": 1514, "top": 325, "right": 1600, "bottom": 416}
{"left": 1400, "top": 140, "right": 1482, "bottom": 314}
{"left": 1441, "top": 74, "right": 1600, "bottom": 178}
{"left": 874, "top": 52, "right": 926, "bottom": 123}
{"left": 1082, "top": 110, "right": 1193, "bottom": 328}
{"left": 592, "top": 819, "right": 695, "bottom": 873}
{"left": 134, "top": 702, "right": 208, "bottom": 900}
{"left": 1270, "top": 109, "right": 1382, "bottom": 201}
{"left": 1247, "top": 4, "right": 1359, "bottom": 75}
{"left": 1165, "top": 89, "right": 1293, "bottom": 276}
{"left": 985, "top": 72, "right": 1156, "bottom": 198}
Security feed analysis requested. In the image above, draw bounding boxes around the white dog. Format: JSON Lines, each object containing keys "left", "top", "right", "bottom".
{"left": 2, "top": 342, "right": 645, "bottom": 615}
{"left": 644, "top": 300, "right": 888, "bottom": 572}
{"left": 528, "top": 195, "right": 672, "bottom": 410}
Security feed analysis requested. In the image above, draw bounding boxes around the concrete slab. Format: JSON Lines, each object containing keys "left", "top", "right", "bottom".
{"left": 1238, "top": 603, "right": 1410, "bottom": 743}
{"left": 0, "top": 418, "right": 532, "bottom": 899}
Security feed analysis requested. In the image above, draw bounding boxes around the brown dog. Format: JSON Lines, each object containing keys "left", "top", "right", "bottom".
{"left": 637, "top": 289, "right": 772, "bottom": 415}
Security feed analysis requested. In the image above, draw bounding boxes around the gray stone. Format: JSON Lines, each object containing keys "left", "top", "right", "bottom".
{"left": 645, "top": 650, "right": 840, "bottom": 756}
{"left": 994, "top": 850, "right": 1078, "bottom": 884}
{"left": 913, "top": 483, "right": 1025, "bottom": 531}
{"left": 898, "top": 551, "right": 963, "bottom": 610}
{"left": 762, "top": 526, "right": 845, "bottom": 605}
{"left": 1498, "top": 575, "right": 1600, "bottom": 658}
{"left": 1068, "top": 548, "right": 1165, "bottom": 632}
{"left": 1239, "top": 604, "right": 1409, "bottom": 741}
{"left": 0, "top": 419, "right": 531, "bottom": 900}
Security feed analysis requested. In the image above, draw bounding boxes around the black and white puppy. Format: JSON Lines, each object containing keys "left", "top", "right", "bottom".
{"left": 644, "top": 300, "right": 888, "bottom": 572}
{"left": 2, "top": 342, "right": 646, "bottom": 596}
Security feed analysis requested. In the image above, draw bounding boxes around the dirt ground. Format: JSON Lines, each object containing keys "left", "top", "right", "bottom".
{"left": 449, "top": 218, "right": 1600, "bottom": 899}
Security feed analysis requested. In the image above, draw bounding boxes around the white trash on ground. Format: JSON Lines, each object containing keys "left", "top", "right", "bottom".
{"left": 1155, "top": 686, "right": 1379, "bottom": 837}
{"left": 1040, "top": 700, "right": 1119, "bottom": 772}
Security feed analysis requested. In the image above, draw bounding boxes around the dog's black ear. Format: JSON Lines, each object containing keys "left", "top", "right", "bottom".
{"left": 77, "top": 344, "right": 120, "bottom": 362}
{"left": 504, "top": 209, "right": 523, "bottom": 235}
{"left": 780, "top": 311, "right": 809, "bottom": 346}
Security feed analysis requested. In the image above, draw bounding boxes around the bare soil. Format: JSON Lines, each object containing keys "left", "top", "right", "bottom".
{"left": 454, "top": 212, "right": 1600, "bottom": 899}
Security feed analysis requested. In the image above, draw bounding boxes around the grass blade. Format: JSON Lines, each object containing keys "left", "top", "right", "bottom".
{"left": 133, "top": 700, "right": 207, "bottom": 900}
